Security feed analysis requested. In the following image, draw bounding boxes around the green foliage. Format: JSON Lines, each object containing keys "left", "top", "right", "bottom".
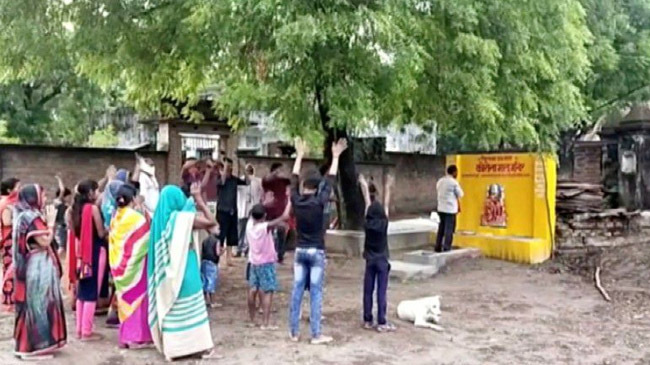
{"left": 580, "top": 0, "right": 650, "bottom": 120}
{"left": 405, "top": 0, "right": 591, "bottom": 151}
{"left": 87, "top": 125, "right": 118, "bottom": 148}
{"left": 0, "top": 0, "right": 120, "bottom": 145}
{"left": 0, "top": 0, "right": 646, "bottom": 153}
{"left": 0, "top": 120, "right": 18, "bottom": 143}
{"left": 58, "top": 0, "right": 592, "bottom": 151}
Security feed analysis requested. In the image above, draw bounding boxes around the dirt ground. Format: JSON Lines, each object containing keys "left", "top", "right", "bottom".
{"left": 1, "top": 250, "right": 649, "bottom": 365}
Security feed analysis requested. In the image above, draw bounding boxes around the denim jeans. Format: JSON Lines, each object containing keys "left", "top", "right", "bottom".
{"left": 435, "top": 212, "right": 457, "bottom": 252}
{"left": 289, "top": 247, "right": 325, "bottom": 338}
{"left": 363, "top": 258, "right": 390, "bottom": 325}
{"left": 273, "top": 226, "right": 287, "bottom": 263}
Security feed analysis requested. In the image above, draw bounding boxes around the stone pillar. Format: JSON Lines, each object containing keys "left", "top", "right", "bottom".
{"left": 572, "top": 141, "right": 603, "bottom": 184}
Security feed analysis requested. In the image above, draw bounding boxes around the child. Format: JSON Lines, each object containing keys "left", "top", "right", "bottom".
{"left": 201, "top": 234, "right": 221, "bottom": 308}
{"left": 246, "top": 203, "right": 290, "bottom": 330}
{"left": 358, "top": 174, "right": 396, "bottom": 333}
{"left": 54, "top": 175, "right": 72, "bottom": 255}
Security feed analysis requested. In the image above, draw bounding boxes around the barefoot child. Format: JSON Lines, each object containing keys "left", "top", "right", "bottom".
{"left": 246, "top": 203, "right": 290, "bottom": 329}
{"left": 201, "top": 234, "right": 221, "bottom": 307}
{"left": 359, "top": 174, "right": 396, "bottom": 332}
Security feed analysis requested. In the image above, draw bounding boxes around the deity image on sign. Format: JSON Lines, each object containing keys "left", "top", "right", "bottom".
{"left": 480, "top": 183, "right": 507, "bottom": 228}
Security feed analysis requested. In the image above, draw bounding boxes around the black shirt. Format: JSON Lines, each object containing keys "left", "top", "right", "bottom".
{"left": 290, "top": 174, "right": 334, "bottom": 250}
{"left": 55, "top": 202, "right": 67, "bottom": 226}
{"left": 217, "top": 175, "right": 247, "bottom": 213}
{"left": 364, "top": 200, "right": 389, "bottom": 261}
{"left": 201, "top": 235, "right": 220, "bottom": 264}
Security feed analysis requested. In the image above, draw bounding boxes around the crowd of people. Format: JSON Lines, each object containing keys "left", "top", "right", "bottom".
{"left": 0, "top": 139, "right": 398, "bottom": 361}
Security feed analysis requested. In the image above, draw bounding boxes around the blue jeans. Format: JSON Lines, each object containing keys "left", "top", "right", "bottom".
{"left": 289, "top": 247, "right": 325, "bottom": 338}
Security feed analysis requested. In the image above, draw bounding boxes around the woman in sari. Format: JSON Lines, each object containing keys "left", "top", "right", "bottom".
{"left": 101, "top": 179, "right": 124, "bottom": 325}
{"left": 148, "top": 183, "right": 220, "bottom": 361}
{"left": 1, "top": 177, "right": 20, "bottom": 311}
{"left": 70, "top": 179, "right": 107, "bottom": 341}
{"left": 12, "top": 184, "right": 67, "bottom": 360}
{"left": 109, "top": 184, "right": 153, "bottom": 348}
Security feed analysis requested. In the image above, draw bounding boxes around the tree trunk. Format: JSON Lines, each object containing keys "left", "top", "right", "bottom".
{"left": 316, "top": 84, "right": 365, "bottom": 230}
{"left": 323, "top": 129, "right": 366, "bottom": 230}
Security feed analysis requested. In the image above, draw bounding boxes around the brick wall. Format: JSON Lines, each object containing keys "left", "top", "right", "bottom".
{"left": 388, "top": 153, "right": 445, "bottom": 215}
{"left": 572, "top": 141, "right": 603, "bottom": 183}
{"left": 238, "top": 152, "right": 445, "bottom": 216}
{"left": 0, "top": 144, "right": 168, "bottom": 198}
{"left": 556, "top": 210, "right": 650, "bottom": 250}
{"left": 0, "top": 143, "right": 446, "bottom": 216}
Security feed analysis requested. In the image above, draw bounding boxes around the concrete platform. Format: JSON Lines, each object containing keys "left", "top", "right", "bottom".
{"left": 389, "top": 248, "right": 482, "bottom": 282}
{"left": 389, "top": 261, "right": 441, "bottom": 282}
{"left": 326, "top": 218, "right": 437, "bottom": 257}
{"left": 402, "top": 248, "right": 482, "bottom": 266}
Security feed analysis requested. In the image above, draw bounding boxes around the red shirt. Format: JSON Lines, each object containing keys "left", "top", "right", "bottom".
{"left": 203, "top": 171, "right": 220, "bottom": 202}
{"left": 262, "top": 174, "right": 291, "bottom": 220}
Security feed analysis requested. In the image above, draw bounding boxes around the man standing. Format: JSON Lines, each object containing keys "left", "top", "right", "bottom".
{"left": 216, "top": 158, "right": 248, "bottom": 266}
{"left": 288, "top": 138, "right": 347, "bottom": 345}
{"left": 236, "top": 164, "right": 263, "bottom": 256}
{"left": 137, "top": 155, "right": 160, "bottom": 215}
{"left": 435, "top": 165, "right": 464, "bottom": 252}
{"left": 262, "top": 163, "right": 291, "bottom": 264}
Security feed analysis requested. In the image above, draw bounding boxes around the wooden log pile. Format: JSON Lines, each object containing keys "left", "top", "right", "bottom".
{"left": 556, "top": 180, "right": 606, "bottom": 214}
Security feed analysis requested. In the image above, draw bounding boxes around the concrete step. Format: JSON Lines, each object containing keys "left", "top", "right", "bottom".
{"left": 389, "top": 248, "right": 481, "bottom": 282}
{"left": 389, "top": 261, "right": 441, "bottom": 282}
{"left": 402, "top": 248, "right": 482, "bottom": 266}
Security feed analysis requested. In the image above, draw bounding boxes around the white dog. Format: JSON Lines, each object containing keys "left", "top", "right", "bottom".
{"left": 396, "top": 296, "right": 444, "bottom": 331}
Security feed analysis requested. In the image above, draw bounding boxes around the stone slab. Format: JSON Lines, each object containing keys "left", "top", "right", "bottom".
{"left": 402, "top": 248, "right": 482, "bottom": 266}
{"left": 388, "top": 261, "right": 441, "bottom": 282}
{"left": 326, "top": 219, "right": 438, "bottom": 257}
{"left": 326, "top": 229, "right": 434, "bottom": 257}
{"left": 390, "top": 248, "right": 482, "bottom": 282}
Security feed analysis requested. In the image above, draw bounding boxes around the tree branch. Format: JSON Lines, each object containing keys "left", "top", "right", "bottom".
{"left": 591, "top": 84, "right": 650, "bottom": 116}
{"left": 36, "top": 80, "right": 65, "bottom": 107}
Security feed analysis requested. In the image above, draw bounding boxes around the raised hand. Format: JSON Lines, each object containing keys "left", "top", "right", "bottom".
{"left": 386, "top": 174, "right": 395, "bottom": 187}
{"left": 190, "top": 182, "right": 202, "bottom": 198}
{"left": 294, "top": 138, "right": 309, "bottom": 157}
{"left": 358, "top": 173, "right": 368, "bottom": 187}
{"left": 332, "top": 138, "right": 348, "bottom": 158}
{"left": 45, "top": 205, "right": 57, "bottom": 228}
{"left": 106, "top": 165, "right": 117, "bottom": 180}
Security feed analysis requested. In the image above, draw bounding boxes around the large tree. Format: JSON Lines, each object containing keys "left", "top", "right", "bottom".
{"left": 0, "top": 0, "right": 594, "bottom": 228}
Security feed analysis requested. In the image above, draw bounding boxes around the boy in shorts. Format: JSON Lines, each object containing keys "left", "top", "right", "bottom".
{"left": 201, "top": 234, "right": 221, "bottom": 308}
{"left": 246, "top": 203, "right": 290, "bottom": 329}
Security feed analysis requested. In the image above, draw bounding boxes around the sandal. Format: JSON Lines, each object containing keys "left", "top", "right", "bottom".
{"left": 376, "top": 323, "right": 397, "bottom": 333}
{"left": 81, "top": 333, "right": 104, "bottom": 342}
{"left": 17, "top": 354, "right": 54, "bottom": 361}
{"left": 202, "top": 350, "right": 224, "bottom": 360}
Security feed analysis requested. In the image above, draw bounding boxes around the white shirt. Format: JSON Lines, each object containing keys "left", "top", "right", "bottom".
{"left": 237, "top": 176, "right": 264, "bottom": 219}
{"left": 139, "top": 172, "right": 160, "bottom": 214}
{"left": 436, "top": 175, "right": 463, "bottom": 214}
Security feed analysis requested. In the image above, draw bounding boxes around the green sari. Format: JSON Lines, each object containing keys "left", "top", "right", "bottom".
{"left": 147, "top": 186, "right": 212, "bottom": 360}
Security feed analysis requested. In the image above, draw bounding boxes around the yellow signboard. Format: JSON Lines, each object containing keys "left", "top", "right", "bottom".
{"left": 445, "top": 153, "right": 556, "bottom": 264}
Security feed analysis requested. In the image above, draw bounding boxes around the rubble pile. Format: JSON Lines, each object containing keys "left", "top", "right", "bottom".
{"left": 555, "top": 209, "right": 650, "bottom": 250}
{"left": 556, "top": 181, "right": 606, "bottom": 214}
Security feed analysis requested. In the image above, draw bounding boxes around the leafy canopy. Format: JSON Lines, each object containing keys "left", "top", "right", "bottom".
{"left": 0, "top": 0, "right": 119, "bottom": 145}
{"left": 4, "top": 0, "right": 643, "bottom": 152}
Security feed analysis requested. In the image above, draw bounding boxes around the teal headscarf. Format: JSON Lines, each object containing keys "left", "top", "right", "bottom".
{"left": 147, "top": 185, "right": 196, "bottom": 281}
{"left": 102, "top": 180, "right": 125, "bottom": 228}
